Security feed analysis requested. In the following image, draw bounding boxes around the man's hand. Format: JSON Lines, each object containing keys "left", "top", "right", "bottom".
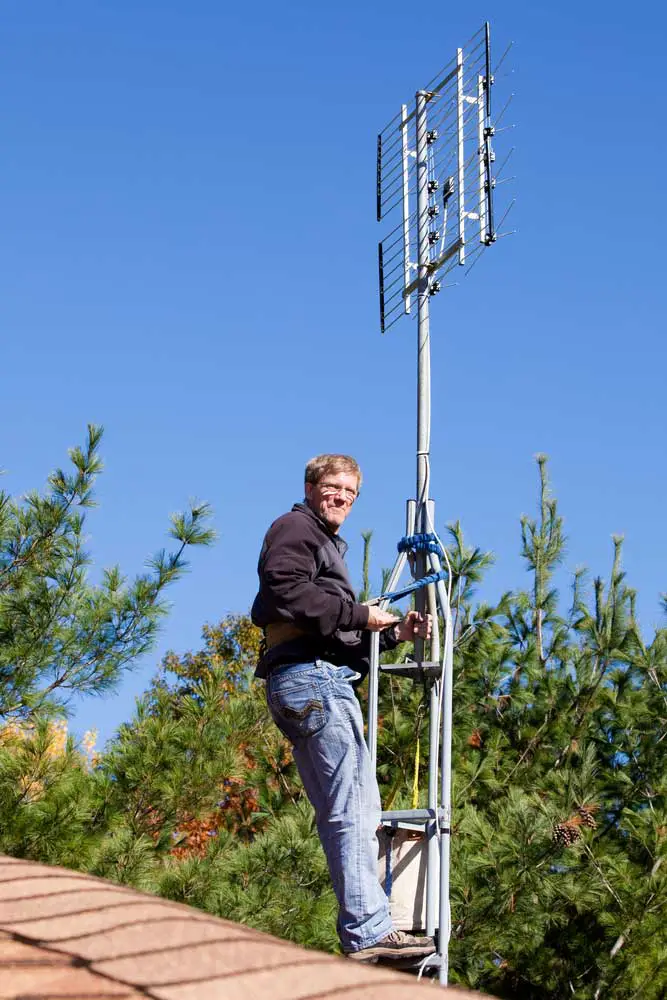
{"left": 365, "top": 606, "right": 400, "bottom": 631}
{"left": 395, "top": 611, "right": 432, "bottom": 642}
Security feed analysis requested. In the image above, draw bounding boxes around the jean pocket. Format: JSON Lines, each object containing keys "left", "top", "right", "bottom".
{"left": 268, "top": 676, "right": 327, "bottom": 740}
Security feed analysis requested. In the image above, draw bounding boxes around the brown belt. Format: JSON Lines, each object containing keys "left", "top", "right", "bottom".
{"left": 264, "top": 622, "right": 307, "bottom": 650}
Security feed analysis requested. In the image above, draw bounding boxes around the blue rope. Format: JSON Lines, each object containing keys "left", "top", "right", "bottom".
{"left": 397, "top": 532, "right": 444, "bottom": 556}
{"left": 378, "top": 569, "right": 448, "bottom": 605}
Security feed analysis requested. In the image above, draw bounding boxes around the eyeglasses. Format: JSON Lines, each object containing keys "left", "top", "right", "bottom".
{"left": 317, "top": 482, "right": 359, "bottom": 502}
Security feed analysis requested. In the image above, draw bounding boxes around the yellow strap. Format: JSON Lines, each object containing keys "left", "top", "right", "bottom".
{"left": 411, "top": 737, "right": 420, "bottom": 809}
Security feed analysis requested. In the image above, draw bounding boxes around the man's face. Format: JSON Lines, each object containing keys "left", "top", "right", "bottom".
{"left": 305, "top": 471, "right": 360, "bottom": 533}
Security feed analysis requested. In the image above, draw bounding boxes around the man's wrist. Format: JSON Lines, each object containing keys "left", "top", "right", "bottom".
{"left": 351, "top": 603, "right": 371, "bottom": 629}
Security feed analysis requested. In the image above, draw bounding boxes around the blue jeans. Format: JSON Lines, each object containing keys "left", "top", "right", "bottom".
{"left": 266, "top": 659, "right": 393, "bottom": 953}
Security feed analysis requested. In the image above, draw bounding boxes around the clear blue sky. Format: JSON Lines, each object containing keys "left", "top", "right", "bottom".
{"left": 1, "top": 2, "right": 664, "bottom": 747}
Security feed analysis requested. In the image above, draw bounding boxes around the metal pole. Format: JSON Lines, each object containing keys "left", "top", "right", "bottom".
{"left": 483, "top": 22, "right": 495, "bottom": 242}
{"left": 434, "top": 562, "right": 454, "bottom": 987}
{"left": 425, "top": 503, "right": 440, "bottom": 939}
{"left": 477, "top": 75, "right": 487, "bottom": 244}
{"left": 367, "top": 631, "right": 381, "bottom": 766}
{"left": 456, "top": 49, "right": 466, "bottom": 265}
{"left": 416, "top": 88, "right": 444, "bottom": 968}
{"left": 415, "top": 88, "right": 431, "bottom": 652}
{"left": 401, "top": 104, "right": 412, "bottom": 316}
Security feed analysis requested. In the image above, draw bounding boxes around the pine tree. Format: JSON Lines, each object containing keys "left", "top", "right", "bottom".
{"left": 0, "top": 717, "right": 98, "bottom": 868}
{"left": 99, "top": 614, "right": 303, "bottom": 853}
{"left": 0, "top": 424, "right": 215, "bottom": 725}
{"left": 441, "top": 459, "right": 667, "bottom": 999}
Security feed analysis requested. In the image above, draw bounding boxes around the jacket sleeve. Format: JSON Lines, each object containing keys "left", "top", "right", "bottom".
{"left": 260, "top": 520, "right": 370, "bottom": 636}
{"left": 380, "top": 627, "right": 401, "bottom": 653}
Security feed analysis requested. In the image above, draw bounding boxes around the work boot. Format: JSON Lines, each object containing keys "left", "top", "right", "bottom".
{"left": 346, "top": 929, "right": 436, "bottom": 962}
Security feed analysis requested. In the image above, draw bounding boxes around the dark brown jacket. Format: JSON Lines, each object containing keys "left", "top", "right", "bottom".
{"left": 251, "top": 502, "right": 397, "bottom": 678}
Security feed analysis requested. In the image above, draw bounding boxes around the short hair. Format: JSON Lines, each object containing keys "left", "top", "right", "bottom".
{"left": 304, "top": 454, "right": 362, "bottom": 490}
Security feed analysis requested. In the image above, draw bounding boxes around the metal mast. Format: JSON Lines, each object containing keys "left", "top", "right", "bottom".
{"left": 371, "top": 22, "right": 514, "bottom": 986}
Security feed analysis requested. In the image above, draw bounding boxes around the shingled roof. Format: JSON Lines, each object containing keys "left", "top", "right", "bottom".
{"left": 0, "top": 854, "right": 494, "bottom": 999}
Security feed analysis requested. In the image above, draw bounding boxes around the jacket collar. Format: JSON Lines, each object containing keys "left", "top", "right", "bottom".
{"left": 292, "top": 501, "right": 348, "bottom": 555}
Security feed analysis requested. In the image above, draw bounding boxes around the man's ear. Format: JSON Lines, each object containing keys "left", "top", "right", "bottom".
{"left": 304, "top": 482, "right": 313, "bottom": 502}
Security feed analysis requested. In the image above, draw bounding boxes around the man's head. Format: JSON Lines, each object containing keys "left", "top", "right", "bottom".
{"left": 304, "top": 454, "right": 362, "bottom": 534}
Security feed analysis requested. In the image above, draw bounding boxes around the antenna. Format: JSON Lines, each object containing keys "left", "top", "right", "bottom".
{"left": 377, "top": 23, "right": 514, "bottom": 331}
{"left": 369, "top": 22, "right": 514, "bottom": 987}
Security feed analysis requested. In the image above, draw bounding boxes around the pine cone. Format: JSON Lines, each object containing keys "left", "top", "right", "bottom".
{"left": 577, "top": 807, "right": 598, "bottom": 829}
{"left": 468, "top": 729, "right": 483, "bottom": 748}
{"left": 552, "top": 821, "right": 581, "bottom": 846}
{"left": 552, "top": 823, "right": 568, "bottom": 845}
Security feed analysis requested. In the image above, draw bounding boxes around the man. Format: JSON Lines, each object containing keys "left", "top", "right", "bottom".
{"left": 251, "top": 454, "right": 435, "bottom": 963}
